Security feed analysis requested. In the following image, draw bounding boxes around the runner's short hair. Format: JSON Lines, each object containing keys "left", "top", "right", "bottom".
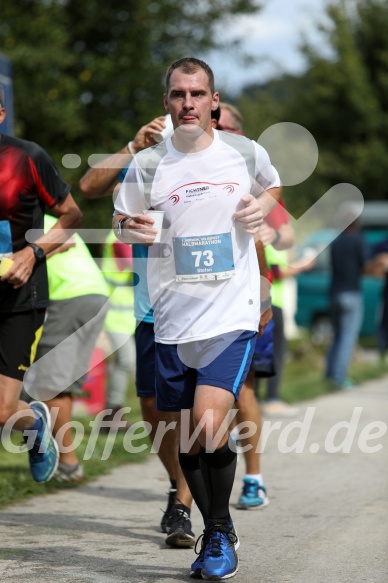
{"left": 165, "top": 57, "right": 215, "bottom": 94}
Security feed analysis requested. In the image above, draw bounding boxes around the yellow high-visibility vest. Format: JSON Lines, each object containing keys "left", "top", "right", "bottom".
{"left": 102, "top": 230, "right": 136, "bottom": 335}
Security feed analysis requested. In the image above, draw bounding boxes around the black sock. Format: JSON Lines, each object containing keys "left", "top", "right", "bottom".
{"left": 179, "top": 450, "right": 210, "bottom": 522}
{"left": 199, "top": 441, "right": 237, "bottom": 521}
{"left": 173, "top": 502, "right": 191, "bottom": 515}
{"left": 170, "top": 479, "right": 177, "bottom": 490}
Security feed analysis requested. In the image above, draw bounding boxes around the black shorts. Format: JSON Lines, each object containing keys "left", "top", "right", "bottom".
{"left": 135, "top": 320, "right": 156, "bottom": 398}
{"left": 0, "top": 309, "right": 46, "bottom": 381}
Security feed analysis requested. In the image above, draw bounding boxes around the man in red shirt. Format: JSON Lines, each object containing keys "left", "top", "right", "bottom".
{"left": 0, "top": 86, "right": 83, "bottom": 483}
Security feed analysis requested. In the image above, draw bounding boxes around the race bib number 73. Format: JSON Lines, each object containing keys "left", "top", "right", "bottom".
{"left": 173, "top": 233, "right": 235, "bottom": 282}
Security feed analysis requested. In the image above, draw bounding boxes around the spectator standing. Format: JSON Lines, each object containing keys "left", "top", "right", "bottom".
{"left": 325, "top": 216, "right": 367, "bottom": 388}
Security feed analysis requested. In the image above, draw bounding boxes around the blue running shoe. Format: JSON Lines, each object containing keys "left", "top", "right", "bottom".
{"left": 25, "top": 401, "right": 59, "bottom": 483}
{"left": 191, "top": 526, "right": 239, "bottom": 579}
{"left": 201, "top": 522, "right": 239, "bottom": 580}
{"left": 236, "top": 478, "right": 269, "bottom": 510}
{"left": 190, "top": 546, "right": 205, "bottom": 580}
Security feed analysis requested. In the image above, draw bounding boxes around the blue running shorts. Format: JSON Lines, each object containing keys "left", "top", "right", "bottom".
{"left": 155, "top": 330, "right": 256, "bottom": 411}
{"left": 135, "top": 320, "right": 156, "bottom": 398}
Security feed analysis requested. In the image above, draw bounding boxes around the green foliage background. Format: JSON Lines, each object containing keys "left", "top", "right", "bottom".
{"left": 1, "top": 0, "right": 260, "bottom": 225}
{"left": 238, "top": 0, "right": 388, "bottom": 217}
{"left": 1, "top": 0, "right": 387, "bottom": 226}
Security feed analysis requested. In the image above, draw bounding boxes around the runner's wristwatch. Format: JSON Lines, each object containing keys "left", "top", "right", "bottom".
{"left": 116, "top": 216, "right": 131, "bottom": 237}
{"left": 27, "top": 243, "right": 45, "bottom": 262}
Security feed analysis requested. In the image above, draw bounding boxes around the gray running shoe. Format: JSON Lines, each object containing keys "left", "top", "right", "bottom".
{"left": 161, "top": 487, "right": 177, "bottom": 533}
{"left": 165, "top": 506, "right": 196, "bottom": 548}
{"left": 54, "top": 462, "right": 84, "bottom": 483}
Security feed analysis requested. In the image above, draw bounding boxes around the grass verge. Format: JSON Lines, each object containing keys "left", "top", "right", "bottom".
{"left": 0, "top": 383, "right": 150, "bottom": 507}
{"left": 279, "top": 335, "right": 387, "bottom": 403}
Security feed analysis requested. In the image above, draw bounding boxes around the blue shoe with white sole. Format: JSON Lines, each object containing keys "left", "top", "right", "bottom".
{"left": 25, "top": 401, "right": 59, "bottom": 483}
{"left": 236, "top": 478, "right": 269, "bottom": 510}
{"left": 191, "top": 524, "right": 239, "bottom": 579}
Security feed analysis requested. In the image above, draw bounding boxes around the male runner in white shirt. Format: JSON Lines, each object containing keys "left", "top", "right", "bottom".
{"left": 113, "top": 57, "right": 282, "bottom": 581}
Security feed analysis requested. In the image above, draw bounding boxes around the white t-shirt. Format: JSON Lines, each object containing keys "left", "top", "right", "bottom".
{"left": 114, "top": 129, "right": 280, "bottom": 345}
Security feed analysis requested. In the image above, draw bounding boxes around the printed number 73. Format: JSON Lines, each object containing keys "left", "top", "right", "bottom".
{"left": 192, "top": 250, "right": 215, "bottom": 267}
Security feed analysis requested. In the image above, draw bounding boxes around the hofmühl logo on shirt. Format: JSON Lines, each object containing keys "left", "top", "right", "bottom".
{"left": 168, "top": 182, "right": 239, "bottom": 204}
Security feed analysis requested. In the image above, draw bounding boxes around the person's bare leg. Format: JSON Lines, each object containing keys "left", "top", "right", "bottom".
{"left": 140, "top": 397, "right": 192, "bottom": 501}
{"left": 1, "top": 374, "right": 60, "bottom": 484}
{"left": 44, "top": 394, "right": 79, "bottom": 466}
{"left": 168, "top": 412, "right": 192, "bottom": 507}
{"left": 141, "top": 399, "right": 193, "bottom": 547}
{"left": 140, "top": 396, "right": 177, "bottom": 480}
{"left": 236, "top": 372, "right": 261, "bottom": 475}
{"left": 0, "top": 375, "right": 36, "bottom": 430}
{"left": 235, "top": 371, "right": 268, "bottom": 509}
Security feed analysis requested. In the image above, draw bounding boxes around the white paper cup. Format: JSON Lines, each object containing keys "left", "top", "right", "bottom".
{"left": 144, "top": 210, "right": 164, "bottom": 243}
{"left": 154, "top": 114, "right": 174, "bottom": 143}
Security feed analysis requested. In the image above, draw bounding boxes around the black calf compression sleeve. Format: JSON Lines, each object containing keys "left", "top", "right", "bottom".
{"left": 199, "top": 441, "right": 237, "bottom": 521}
{"left": 179, "top": 450, "right": 210, "bottom": 521}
